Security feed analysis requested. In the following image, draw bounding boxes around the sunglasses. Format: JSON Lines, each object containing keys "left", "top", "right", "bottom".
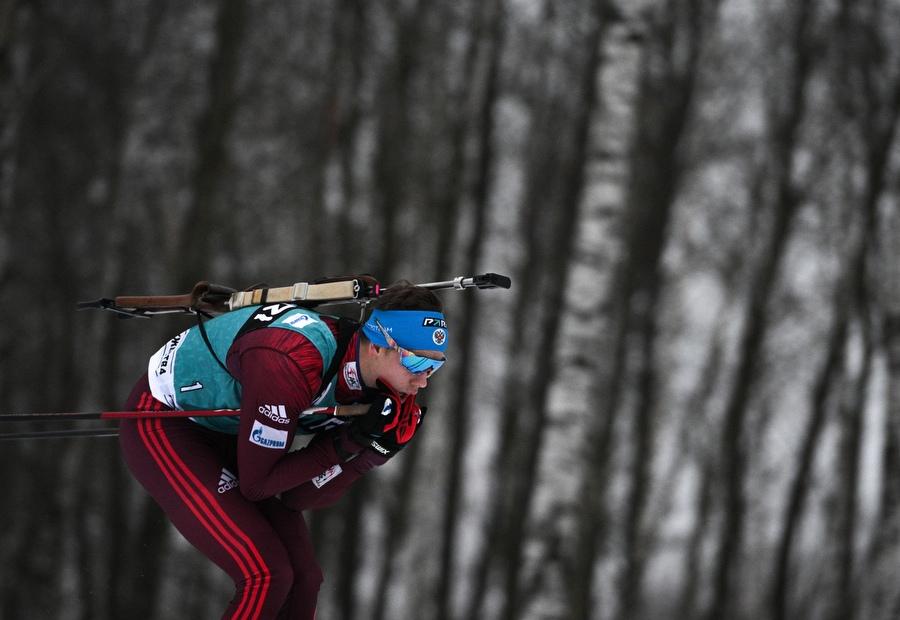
{"left": 374, "top": 319, "right": 446, "bottom": 376}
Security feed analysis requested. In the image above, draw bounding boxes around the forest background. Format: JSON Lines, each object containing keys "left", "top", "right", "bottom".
{"left": 2, "top": 0, "right": 900, "bottom": 619}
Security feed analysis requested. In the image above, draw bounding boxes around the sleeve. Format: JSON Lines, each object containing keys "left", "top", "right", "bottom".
{"left": 227, "top": 329, "right": 369, "bottom": 501}
{"left": 279, "top": 430, "right": 389, "bottom": 511}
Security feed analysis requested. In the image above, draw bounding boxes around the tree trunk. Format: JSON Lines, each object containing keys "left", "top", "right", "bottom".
{"left": 329, "top": 0, "right": 367, "bottom": 273}
{"left": 832, "top": 315, "right": 875, "bottom": 620}
{"left": 837, "top": 3, "right": 900, "bottom": 616}
{"left": 370, "top": 0, "right": 424, "bottom": 280}
{"left": 433, "top": 3, "right": 503, "bottom": 620}
{"left": 333, "top": 6, "right": 426, "bottom": 617}
{"left": 465, "top": 5, "right": 569, "bottom": 617}
{"left": 177, "top": 0, "right": 247, "bottom": 289}
{"left": 671, "top": 322, "right": 727, "bottom": 619}
{"left": 498, "top": 4, "right": 607, "bottom": 618}
{"left": 677, "top": 456, "right": 715, "bottom": 620}
{"left": 617, "top": 1, "right": 720, "bottom": 615}
{"left": 125, "top": 499, "right": 170, "bottom": 620}
{"left": 874, "top": 304, "right": 900, "bottom": 616}
{"left": 336, "top": 482, "right": 366, "bottom": 620}
{"left": 370, "top": 4, "right": 484, "bottom": 610}
{"left": 869, "top": 204, "right": 900, "bottom": 617}
{"left": 75, "top": 443, "right": 99, "bottom": 620}
{"left": 706, "top": 2, "right": 815, "bottom": 617}
{"left": 770, "top": 292, "right": 848, "bottom": 620}
{"left": 121, "top": 2, "right": 247, "bottom": 616}
{"left": 775, "top": 13, "right": 900, "bottom": 614}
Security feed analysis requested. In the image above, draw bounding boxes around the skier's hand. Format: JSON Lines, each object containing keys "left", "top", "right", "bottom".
{"left": 349, "top": 379, "right": 425, "bottom": 457}
{"left": 370, "top": 403, "right": 426, "bottom": 457}
{"left": 349, "top": 379, "right": 402, "bottom": 441}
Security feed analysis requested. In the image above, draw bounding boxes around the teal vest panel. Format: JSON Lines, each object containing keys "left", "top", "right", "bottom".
{"left": 153, "top": 305, "right": 338, "bottom": 434}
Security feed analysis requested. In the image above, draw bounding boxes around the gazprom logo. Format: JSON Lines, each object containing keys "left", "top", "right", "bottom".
{"left": 249, "top": 420, "right": 287, "bottom": 450}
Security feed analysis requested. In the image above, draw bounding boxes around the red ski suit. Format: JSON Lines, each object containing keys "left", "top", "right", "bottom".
{"left": 119, "top": 319, "right": 393, "bottom": 620}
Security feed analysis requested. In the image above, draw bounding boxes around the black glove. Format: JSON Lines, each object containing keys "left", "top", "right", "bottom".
{"left": 348, "top": 380, "right": 402, "bottom": 444}
{"left": 349, "top": 380, "right": 425, "bottom": 457}
{"left": 369, "top": 405, "right": 426, "bottom": 457}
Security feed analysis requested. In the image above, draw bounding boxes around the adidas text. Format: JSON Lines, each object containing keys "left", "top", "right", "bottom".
{"left": 259, "top": 404, "right": 290, "bottom": 425}
{"left": 218, "top": 468, "right": 239, "bottom": 494}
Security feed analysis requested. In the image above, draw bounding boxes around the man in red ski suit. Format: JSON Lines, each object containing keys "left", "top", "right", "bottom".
{"left": 119, "top": 284, "right": 448, "bottom": 619}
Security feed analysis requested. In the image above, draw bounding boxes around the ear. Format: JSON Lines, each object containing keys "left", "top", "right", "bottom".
{"left": 367, "top": 341, "right": 387, "bottom": 356}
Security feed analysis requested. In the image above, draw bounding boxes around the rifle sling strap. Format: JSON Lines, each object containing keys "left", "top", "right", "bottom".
{"left": 196, "top": 312, "right": 232, "bottom": 377}
{"left": 317, "top": 317, "right": 359, "bottom": 401}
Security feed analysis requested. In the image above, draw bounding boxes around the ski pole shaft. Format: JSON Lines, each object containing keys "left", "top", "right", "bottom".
{"left": 0, "top": 428, "right": 121, "bottom": 440}
{"left": 0, "top": 409, "right": 237, "bottom": 422}
{"left": 0, "top": 404, "right": 369, "bottom": 423}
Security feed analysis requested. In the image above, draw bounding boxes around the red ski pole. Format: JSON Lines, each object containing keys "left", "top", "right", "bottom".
{"left": 0, "top": 404, "right": 369, "bottom": 440}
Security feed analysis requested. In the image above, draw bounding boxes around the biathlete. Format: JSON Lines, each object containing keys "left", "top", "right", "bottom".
{"left": 118, "top": 283, "right": 448, "bottom": 619}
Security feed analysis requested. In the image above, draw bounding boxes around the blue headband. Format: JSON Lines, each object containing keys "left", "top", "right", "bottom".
{"left": 362, "top": 309, "right": 449, "bottom": 353}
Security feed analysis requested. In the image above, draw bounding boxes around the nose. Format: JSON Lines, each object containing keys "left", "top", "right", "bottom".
{"left": 412, "top": 373, "right": 429, "bottom": 389}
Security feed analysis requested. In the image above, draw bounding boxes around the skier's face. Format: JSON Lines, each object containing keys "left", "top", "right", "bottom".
{"left": 377, "top": 346, "right": 442, "bottom": 396}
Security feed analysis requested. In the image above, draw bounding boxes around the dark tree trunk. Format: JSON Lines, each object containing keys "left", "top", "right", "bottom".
{"left": 775, "top": 2, "right": 900, "bottom": 614}
{"left": 673, "top": 323, "right": 727, "bottom": 619}
{"left": 832, "top": 96, "right": 898, "bottom": 620}
{"left": 369, "top": 3, "right": 488, "bottom": 620}
{"left": 122, "top": 2, "right": 247, "bottom": 616}
{"left": 771, "top": 294, "right": 848, "bottom": 620}
{"left": 465, "top": 5, "right": 571, "bottom": 617}
{"left": 328, "top": 0, "right": 367, "bottom": 274}
{"left": 872, "top": 306, "right": 900, "bottom": 615}
{"left": 498, "top": 3, "right": 607, "bottom": 618}
{"left": 370, "top": 0, "right": 424, "bottom": 280}
{"left": 177, "top": 0, "right": 247, "bottom": 289}
{"left": 677, "top": 456, "right": 715, "bottom": 620}
{"left": 567, "top": 0, "right": 720, "bottom": 617}
{"left": 707, "top": 2, "right": 815, "bottom": 617}
{"left": 617, "top": 1, "right": 720, "bottom": 615}
{"left": 94, "top": 5, "right": 168, "bottom": 615}
{"left": 832, "top": 317, "right": 874, "bottom": 620}
{"left": 124, "top": 499, "right": 170, "bottom": 620}
{"left": 336, "top": 482, "right": 366, "bottom": 620}
{"left": 434, "top": 2, "right": 503, "bottom": 620}
{"left": 334, "top": 6, "right": 426, "bottom": 617}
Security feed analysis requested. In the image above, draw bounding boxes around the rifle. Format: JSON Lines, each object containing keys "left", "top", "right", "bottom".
{"left": 76, "top": 272, "right": 511, "bottom": 319}
{"left": 3, "top": 272, "right": 511, "bottom": 439}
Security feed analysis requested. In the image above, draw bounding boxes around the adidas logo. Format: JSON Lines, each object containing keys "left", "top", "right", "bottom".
{"left": 218, "top": 468, "right": 239, "bottom": 494}
{"left": 259, "top": 404, "right": 290, "bottom": 425}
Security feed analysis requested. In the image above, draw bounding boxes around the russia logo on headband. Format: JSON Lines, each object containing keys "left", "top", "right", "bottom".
{"left": 363, "top": 309, "right": 449, "bottom": 352}
{"left": 432, "top": 328, "right": 446, "bottom": 346}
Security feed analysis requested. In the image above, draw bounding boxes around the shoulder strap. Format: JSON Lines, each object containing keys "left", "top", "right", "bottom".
{"left": 196, "top": 312, "right": 233, "bottom": 377}
{"left": 314, "top": 318, "right": 359, "bottom": 400}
